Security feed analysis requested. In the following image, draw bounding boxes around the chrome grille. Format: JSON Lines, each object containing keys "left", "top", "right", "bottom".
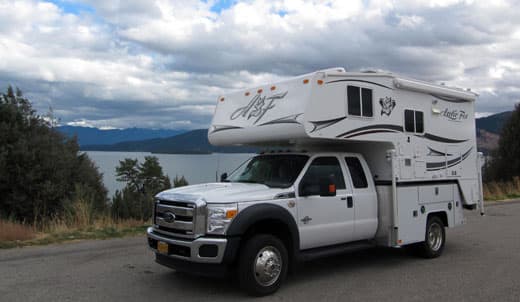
{"left": 154, "top": 199, "right": 205, "bottom": 238}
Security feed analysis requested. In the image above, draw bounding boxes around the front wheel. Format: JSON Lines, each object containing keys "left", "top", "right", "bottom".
{"left": 238, "top": 234, "right": 288, "bottom": 296}
{"left": 416, "top": 216, "right": 446, "bottom": 258}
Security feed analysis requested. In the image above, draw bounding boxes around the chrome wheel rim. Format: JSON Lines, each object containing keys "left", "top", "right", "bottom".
{"left": 253, "top": 246, "right": 282, "bottom": 287}
{"left": 427, "top": 222, "right": 443, "bottom": 251}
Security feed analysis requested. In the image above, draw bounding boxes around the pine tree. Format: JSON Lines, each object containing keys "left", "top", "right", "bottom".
{"left": 487, "top": 103, "right": 520, "bottom": 181}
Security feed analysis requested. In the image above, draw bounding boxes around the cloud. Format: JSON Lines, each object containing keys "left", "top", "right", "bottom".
{"left": 0, "top": 0, "right": 519, "bottom": 130}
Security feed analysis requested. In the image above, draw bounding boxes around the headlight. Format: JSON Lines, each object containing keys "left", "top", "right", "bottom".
{"left": 206, "top": 204, "right": 238, "bottom": 235}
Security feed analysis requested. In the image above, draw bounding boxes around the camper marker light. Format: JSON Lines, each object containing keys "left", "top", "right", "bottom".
{"left": 271, "top": 86, "right": 276, "bottom": 91}
{"left": 317, "top": 79, "right": 324, "bottom": 85}
{"left": 303, "top": 79, "right": 309, "bottom": 84}
{"left": 257, "top": 89, "right": 263, "bottom": 94}
{"left": 245, "top": 91, "right": 250, "bottom": 96}
{"left": 219, "top": 97, "right": 225, "bottom": 102}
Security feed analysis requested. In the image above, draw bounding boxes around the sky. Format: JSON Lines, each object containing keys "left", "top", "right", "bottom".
{"left": 1, "top": 0, "right": 519, "bottom": 130}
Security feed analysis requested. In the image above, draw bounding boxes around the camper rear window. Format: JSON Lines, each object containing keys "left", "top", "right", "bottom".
{"left": 404, "top": 109, "right": 424, "bottom": 133}
{"left": 348, "top": 85, "right": 373, "bottom": 117}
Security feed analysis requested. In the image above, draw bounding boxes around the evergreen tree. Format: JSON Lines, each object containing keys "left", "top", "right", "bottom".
{"left": 173, "top": 175, "right": 189, "bottom": 187}
{"left": 0, "top": 86, "right": 107, "bottom": 224}
{"left": 487, "top": 103, "right": 520, "bottom": 181}
{"left": 112, "top": 156, "right": 172, "bottom": 220}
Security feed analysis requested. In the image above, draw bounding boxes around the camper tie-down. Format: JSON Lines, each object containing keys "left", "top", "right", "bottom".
{"left": 146, "top": 68, "right": 484, "bottom": 296}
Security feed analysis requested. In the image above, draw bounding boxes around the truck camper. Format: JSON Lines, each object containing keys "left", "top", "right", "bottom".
{"left": 147, "top": 68, "right": 484, "bottom": 296}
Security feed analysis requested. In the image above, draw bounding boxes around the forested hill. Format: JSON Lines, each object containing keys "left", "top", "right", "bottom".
{"left": 81, "top": 129, "right": 259, "bottom": 154}
{"left": 476, "top": 111, "right": 512, "bottom": 134}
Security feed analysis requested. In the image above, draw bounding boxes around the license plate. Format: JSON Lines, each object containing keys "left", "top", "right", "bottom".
{"left": 157, "top": 241, "right": 169, "bottom": 254}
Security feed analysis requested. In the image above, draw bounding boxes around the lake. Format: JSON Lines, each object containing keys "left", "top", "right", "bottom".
{"left": 85, "top": 151, "right": 254, "bottom": 197}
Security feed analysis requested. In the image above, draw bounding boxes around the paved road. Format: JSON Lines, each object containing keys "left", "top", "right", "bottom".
{"left": 1, "top": 202, "right": 520, "bottom": 302}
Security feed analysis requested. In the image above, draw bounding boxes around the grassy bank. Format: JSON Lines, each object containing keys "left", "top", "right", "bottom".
{"left": 0, "top": 200, "right": 150, "bottom": 249}
{"left": 0, "top": 218, "right": 148, "bottom": 249}
{"left": 484, "top": 177, "right": 520, "bottom": 201}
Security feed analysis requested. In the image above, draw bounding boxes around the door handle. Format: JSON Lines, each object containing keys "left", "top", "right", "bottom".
{"left": 301, "top": 216, "right": 312, "bottom": 224}
{"left": 347, "top": 196, "right": 353, "bottom": 208}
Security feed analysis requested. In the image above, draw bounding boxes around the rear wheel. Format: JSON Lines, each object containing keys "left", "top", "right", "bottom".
{"left": 238, "top": 234, "right": 288, "bottom": 296}
{"left": 416, "top": 216, "right": 445, "bottom": 258}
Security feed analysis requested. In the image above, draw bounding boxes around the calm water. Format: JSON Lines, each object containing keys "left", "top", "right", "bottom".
{"left": 85, "top": 151, "right": 254, "bottom": 197}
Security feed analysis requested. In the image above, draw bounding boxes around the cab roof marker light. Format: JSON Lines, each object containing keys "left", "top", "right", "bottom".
{"left": 219, "top": 97, "right": 225, "bottom": 102}
{"left": 270, "top": 86, "right": 276, "bottom": 91}
{"left": 317, "top": 79, "right": 324, "bottom": 85}
{"left": 303, "top": 79, "right": 309, "bottom": 84}
{"left": 257, "top": 89, "right": 263, "bottom": 94}
{"left": 245, "top": 91, "right": 250, "bottom": 96}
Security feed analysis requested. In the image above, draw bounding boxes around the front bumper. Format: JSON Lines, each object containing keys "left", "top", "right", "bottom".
{"left": 146, "top": 227, "right": 228, "bottom": 264}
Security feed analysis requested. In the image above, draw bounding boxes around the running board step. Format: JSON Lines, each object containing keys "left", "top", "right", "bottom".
{"left": 298, "top": 240, "right": 376, "bottom": 262}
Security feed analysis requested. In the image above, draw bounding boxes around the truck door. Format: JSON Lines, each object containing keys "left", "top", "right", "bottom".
{"left": 297, "top": 156, "right": 355, "bottom": 250}
{"left": 344, "top": 156, "right": 378, "bottom": 241}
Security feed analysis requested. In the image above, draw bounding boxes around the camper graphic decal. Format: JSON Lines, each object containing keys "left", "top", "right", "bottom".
{"left": 230, "top": 91, "right": 288, "bottom": 125}
{"left": 379, "top": 97, "right": 396, "bottom": 116}
{"left": 257, "top": 113, "right": 303, "bottom": 127}
{"left": 426, "top": 148, "right": 472, "bottom": 171}
{"left": 440, "top": 108, "right": 468, "bottom": 122}
{"left": 309, "top": 116, "right": 346, "bottom": 133}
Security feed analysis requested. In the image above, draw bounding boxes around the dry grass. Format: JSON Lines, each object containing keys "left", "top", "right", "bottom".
{"left": 0, "top": 220, "right": 36, "bottom": 242}
{"left": 0, "top": 200, "right": 149, "bottom": 249}
{"left": 484, "top": 176, "right": 520, "bottom": 201}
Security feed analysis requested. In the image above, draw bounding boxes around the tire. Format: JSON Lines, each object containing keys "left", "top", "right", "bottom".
{"left": 238, "top": 234, "right": 288, "bottom": 296}
{"left": 416, "top": 216, "right": 446, "bottom": 258}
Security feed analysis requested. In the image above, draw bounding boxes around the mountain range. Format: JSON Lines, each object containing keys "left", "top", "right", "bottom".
{"left": 57, "top": 126, "right": 186, "bottom": 146}
{"left": 58, "top": 111, "right": 512, "bottom": 154}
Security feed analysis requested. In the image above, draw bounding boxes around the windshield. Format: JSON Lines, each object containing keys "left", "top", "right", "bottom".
{"left": 227, "top": 154, "right": 309, "bottom": 188}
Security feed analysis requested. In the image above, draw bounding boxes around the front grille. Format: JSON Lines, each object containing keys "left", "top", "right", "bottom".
{"left": 154, "top": 199, "right": 199, "bottom": 238}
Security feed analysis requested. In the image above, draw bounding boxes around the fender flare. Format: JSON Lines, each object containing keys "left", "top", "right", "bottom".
{"left": 227, "top": 203, "right": 300, "bottom": 254}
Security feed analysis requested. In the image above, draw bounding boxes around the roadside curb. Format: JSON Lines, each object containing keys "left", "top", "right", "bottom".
{"left": 484, "top": 199, "right": 520, "bottom": 207}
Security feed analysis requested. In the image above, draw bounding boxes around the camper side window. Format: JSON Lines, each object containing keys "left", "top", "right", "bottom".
{"left": 347, "top": 85, "right": 373, "bottom": 117}
{"left": 404, "top": 109, "right": 424, "bottom": 133}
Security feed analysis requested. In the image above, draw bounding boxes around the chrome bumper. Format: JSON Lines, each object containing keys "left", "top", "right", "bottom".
{"left": 146, "top": 227, "right": 227, "bottom": 263}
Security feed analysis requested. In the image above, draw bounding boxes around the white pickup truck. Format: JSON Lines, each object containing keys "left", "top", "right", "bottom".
{"left": 147, "top": 69, "right": 483, "bottom": 296}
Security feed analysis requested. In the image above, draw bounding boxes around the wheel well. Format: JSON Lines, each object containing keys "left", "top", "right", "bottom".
{"left": 428, "top": 211, "right": 448, "bottom": 227}
{"left": 241, "top": 219, "right": 295, "bottom": 265}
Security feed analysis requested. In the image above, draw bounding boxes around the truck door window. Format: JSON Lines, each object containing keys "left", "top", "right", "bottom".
{"left": 345, "top": 157, "right": 368, "bottom": 188}
{"left": 348, "top": 85, "right": 373, "bottom": 118}
{"left": 301, "top": 157, "right": 346, "bottom": 191}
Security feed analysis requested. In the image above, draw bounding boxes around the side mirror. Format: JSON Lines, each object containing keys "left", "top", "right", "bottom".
{"left": 220, "top": 172, "right": 228, "bottom": 182}
{"left": 319, "top": 176, "right": 336, "bottom": 197}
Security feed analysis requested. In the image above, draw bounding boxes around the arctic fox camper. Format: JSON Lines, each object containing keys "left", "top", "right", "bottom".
{"left": 147, "top": 68, "right": 484, "bottom": 296}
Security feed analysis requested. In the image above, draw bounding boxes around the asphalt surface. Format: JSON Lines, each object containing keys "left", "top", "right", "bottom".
{"left": 1, "top": 202, "right": 520, "bottom": 302}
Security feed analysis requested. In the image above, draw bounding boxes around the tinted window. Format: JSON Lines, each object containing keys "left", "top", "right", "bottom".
{"left": 345, "top": 157, "right": 368, "bottom": 188}
{"left": 415, "top": 111, "right": 424, "bottom": 133}
{"left": 301, "top": 157, "right": 346, "bottom": 190}
{"left": 361, "top": 88, "right": 373, "bottom": 117}
{"left": 227, "top": 155, "right": 309, "bottom": 188}
{"left": 347, "top": 85, "right": 361, "bottom": 116}
{"left": 404, "top": 109, "right": 415, "bottom": 132}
